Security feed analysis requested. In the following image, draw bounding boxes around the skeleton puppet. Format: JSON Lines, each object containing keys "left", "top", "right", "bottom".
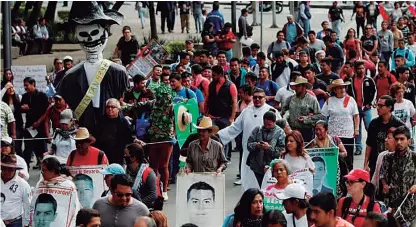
{"left": 56, "top": 2, "right": 129, "bottom": 132}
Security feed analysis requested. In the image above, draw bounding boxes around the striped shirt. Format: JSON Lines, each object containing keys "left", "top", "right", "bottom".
{"left": 1, "top": 101, "right": 15, "bottom": 137}
{"left": 186, "top": 138, "right": 227, "bottom": 172}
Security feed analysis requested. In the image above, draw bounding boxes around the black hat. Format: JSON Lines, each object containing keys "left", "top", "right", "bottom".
{"left": 69, "top": 1, "right": 123, "bottom": 27}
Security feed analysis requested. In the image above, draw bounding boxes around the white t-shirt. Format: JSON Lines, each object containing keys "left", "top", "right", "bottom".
{"left": 1, "top": 173, "right": 31, "bottom": 225}
{"left": 322, "top": 96, "right": 359, "bottom": 138}
{"left": 393, "top": 99, "right": 416, "bottom": 130}
{"left": 284, "top": 212, "right": 308, "bottom": 227}
{"left": 283, "top": 153, "right": 315, "bottom": 172}
{"left": 275, "top": 87, "right": 295, "bottom": 109}
{"left": 53, "top": 133, "right": 76, "bottom": 159}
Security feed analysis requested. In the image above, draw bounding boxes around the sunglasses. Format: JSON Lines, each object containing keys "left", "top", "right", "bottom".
{"left": 114, "top": 192, "right": 132, "bottom": 198}
{"left": 345, "top": 180, "right": 361, "bottom": 185}
{"left": 253, "top": 96, "right": 265, "bottom": 100}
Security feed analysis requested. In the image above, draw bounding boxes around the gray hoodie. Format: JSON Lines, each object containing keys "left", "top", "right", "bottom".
{"left": 377, "top": 29, "right": 394, "bottom": 52}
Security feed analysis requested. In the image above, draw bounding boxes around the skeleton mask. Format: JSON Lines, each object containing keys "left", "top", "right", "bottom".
{"left": 75, "top": 24, "right": 108, "bottom": 54}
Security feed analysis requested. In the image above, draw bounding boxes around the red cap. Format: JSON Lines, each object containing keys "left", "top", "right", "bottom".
{"left": 344, "top": 168, "right": 370, "bottom": 182}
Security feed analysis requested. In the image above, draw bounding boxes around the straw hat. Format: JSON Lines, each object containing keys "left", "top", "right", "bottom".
{"left": 289, "top": 76, "right": 312, "bottom": 89}
{"left": 327, "top": 79, "right": 351, "bottom": 92}
{"left": 193, "top": 117, "right": 219, "bottom": 134}
{"left": 74, "top": 127, "right": 94, "bottom": 141}
{"left": 1, "top": 154, "right": 23, "bottom": 169}
{"left": 177, "top": 106, "right": 192, "bottom": 132}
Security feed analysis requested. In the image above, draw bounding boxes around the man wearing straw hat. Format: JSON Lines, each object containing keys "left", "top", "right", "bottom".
{"left": 185, "top": 116, "right": 227, "bottom": 174}
{"left": 1, "top": 154, "right": 31, "bottom": 227}
{"left": 282, "top": 76, "right": 325, "bottom": 142}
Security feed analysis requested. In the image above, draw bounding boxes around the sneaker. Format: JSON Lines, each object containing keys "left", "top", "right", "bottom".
{"left": 227, "top": 161, "right": 232, "bottom": 165}
{"left": 234, "top": 180, "right": 242, "bottom": 185}
{"left": 354, "top": 150, "right": 362, "bottom": 155}
{"left": 163, "top": 192, "right": 168, "bottom": 201}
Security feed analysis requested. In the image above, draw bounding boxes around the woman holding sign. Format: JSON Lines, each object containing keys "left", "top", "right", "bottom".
{"left": 322, "top": 79, "right": 359, "bottom": 171}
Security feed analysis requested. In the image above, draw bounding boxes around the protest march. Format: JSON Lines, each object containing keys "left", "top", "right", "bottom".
{"left": 2, "top": 1, "right": 416, "bottom": 227}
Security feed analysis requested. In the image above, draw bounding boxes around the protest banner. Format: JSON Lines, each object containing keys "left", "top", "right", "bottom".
{"left": 67, "top": 165, "right": 108, "bottom": 209}
{"left": 30, "top": 185, "right": 78, "bottom": 227}
{"left": 306, "top": 147, "right": 339, "bottom": 196}
{"left": 262, "top": 183, "right": 285, "bottom": 212}
{"left": 11, "top": 65, "right": 47, "bottom": 95}
{"left": 173, "top": 98, "right": 199, "bottom": 148}
{"left": 289, "top": 168, "right": 313, "bottom": 196}
{"left": 176, "top": 173, "right": 225, "bottom": 227}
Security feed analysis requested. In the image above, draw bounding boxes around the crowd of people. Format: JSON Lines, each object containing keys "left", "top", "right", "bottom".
{"left": 2, "top": 1, "right": 416, "bottom": 227}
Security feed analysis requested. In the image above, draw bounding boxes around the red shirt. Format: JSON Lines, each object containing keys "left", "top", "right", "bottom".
{"left": 46, "top": 105, "right": 69, "bottom": 129}
{"left": 336, "top": 196, "right": 382, "bottom": 227}
{"left": 353, "top": 76, "right": 365, "bottom": 107}
{"left": 66, "top": 146, "right": 109, "bottom": 166}
{"left": 374, "top": 73, "right": 397, "bottom": 100}
{"left": 219, "top": 31, "right": 236, "bottom": 50}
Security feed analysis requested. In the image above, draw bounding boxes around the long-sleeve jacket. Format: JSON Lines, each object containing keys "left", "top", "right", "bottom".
{"left": 247, "top": 125, "right": 285, "bottom": 174}
{"left": 377, "top": 30, "right": 394, "bottom": 53}
{"left": 345, "top": 75, "right": 377, "bottom": 108}
{"left": 282, "top": 93, "right": 325, "bottom": 129}
{"left": 391, "top": 47, "right": 415, "bottom": 70}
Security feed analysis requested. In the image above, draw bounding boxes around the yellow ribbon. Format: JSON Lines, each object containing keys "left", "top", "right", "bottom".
{"left": 74, "top": 59, "right": 111, "bottom": 120}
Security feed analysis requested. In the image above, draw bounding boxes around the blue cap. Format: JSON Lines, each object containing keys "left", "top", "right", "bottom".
{"left": 99, "top": 164, "right": 125, "bottom": 175}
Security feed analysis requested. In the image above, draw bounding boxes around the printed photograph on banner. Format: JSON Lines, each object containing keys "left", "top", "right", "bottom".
{"left": 306, "top": 147, "right": 339, "bottom": 196}
{"left": 67, "top": 165, "right": 108, "bottom": 208}
{"left": 11, "top": 65, "right": 47, "bottom": 95}
{"left": 30, "top": 186, "right": 77, "bottom": 227}
{"left": 176, "top": 173, "right": 225, "bottom": 227}
{"left": 173, "top": 99, "right": 199, "bottom": 148}
{"left": 289, "top": 168, "right": 313, "bottom": 196}
{"left": 126, "top": 57, "right": 154, "bottom": 78}
{"left": 141, "top": 40, "right": 169, "bottom": 64}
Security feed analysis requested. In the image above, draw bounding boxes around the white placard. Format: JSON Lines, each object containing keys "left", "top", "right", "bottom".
{"left": 289, "top": 168, "right": 313, "bottom": 196}
{"left": 11, "top": 65, "right": 47, "bottom": 95}
{"left": 328, "top": 115, "right": 354, "bottom": 138}
{"left": 176, "top": 173, "right": 225, "bottom": 227}
{"left": 67, "top": 165, "right": 108, "bottom": 209}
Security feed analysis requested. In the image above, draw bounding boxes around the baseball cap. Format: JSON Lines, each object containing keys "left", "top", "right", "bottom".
{"left": 99, "top": 164, "right": 126, "bottom": 175}
{"left": 1, "top": 136, "right": 13, "bottom": 146}
{"left": 344, "top": 168, "right": 370, "bottom": 183}
{"left": 60, "top": 109, "right": 73, "bottom": 124}
{"left": 63, "top": 56, "right": 73, "bottom": 61}
{"left": 280, "top": 183, "right": 307, "bottom": 200}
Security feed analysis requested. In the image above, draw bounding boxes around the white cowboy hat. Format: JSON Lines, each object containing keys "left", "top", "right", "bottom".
{"left": 327, "top": 79, "right": 351, "bottom": 92}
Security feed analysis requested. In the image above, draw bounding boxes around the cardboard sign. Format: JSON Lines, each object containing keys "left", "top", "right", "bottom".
{"left": 127, "top": 40, "right": 168, "bottom": 77}
{"left": 67, "top": 165, "right": 108, "bottom": 209}
{"left": 176, "top": 173, "right": 225, "bottom": 227}
{"left": 11, "top": 65, "right": 47, "bottom": 95}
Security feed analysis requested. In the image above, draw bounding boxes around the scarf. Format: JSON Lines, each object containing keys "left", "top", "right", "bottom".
{"left": 240, "top": 218, "right": 262, "bottom": 227}
{"left": 132, "top": 163, "right": 149, "bottom": 191}
{"left": 55, "top": 125, "right": 77, "bottom": 140}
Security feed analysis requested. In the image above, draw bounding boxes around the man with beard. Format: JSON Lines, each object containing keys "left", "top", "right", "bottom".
{"left": 218, "top": 88, "right": 281, "bottom": 191}
{"left": 380, "top": 126, "right": 416, "bottom": 227}
{"left": 57, "top": 2, "right": 129, "bottom": 133}
{"left": 270, "top": 50, "right": 293, "bottom": 89}
{"left": 93, "top": 174, "right": 149, "bottom": 227}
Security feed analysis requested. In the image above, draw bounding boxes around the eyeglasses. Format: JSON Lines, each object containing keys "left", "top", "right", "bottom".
{"left": 253, "top": 96, "right": 265, "bottom": 100}
{"left": 366, "top": 27, "right": 372, "bottom": 30}
{"left": 377, "top": 104, "right": 386, "bottom": 108}
{"left": 106, "top": 105, "right": 118, "bottom": 109}
{"left": 345, "top": 180, "right": 361, "bottom": 185}
{"left": 114, "top": 192, "right": 132, "bottom": 198}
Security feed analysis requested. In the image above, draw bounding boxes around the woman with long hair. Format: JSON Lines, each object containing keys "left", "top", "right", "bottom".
{"left": 280, "top": 130, "right": 314, "bottom": 173}
{"left": 343, "top": 28, "right": 361, "bottom": 60}
{"left": 1, "top": 69, "right": 14, "bottom": 88}
{"left": 201, "top": 22, "right": 219, "bottom": 57}
{"left": 336, "top": 168, "right": 381, "bottom": 227}
{"left": 2, "top": 84, "right": 24, "bottom": 156}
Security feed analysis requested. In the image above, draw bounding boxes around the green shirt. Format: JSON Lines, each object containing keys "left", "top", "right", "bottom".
{"left": 147, "top": 79, "right": 160, "bottom": 93}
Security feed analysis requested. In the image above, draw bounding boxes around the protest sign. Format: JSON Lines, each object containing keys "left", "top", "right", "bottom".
{"left": 126, "top": 40, "right": 168, "bottom": 77}
{"left": 262, "top": 184, "right": 285, "bottom": 212}
{"left": 145, "top": 40, "right": 169, "bottom": 64}
{"left": 30, "top": 185, "right": 78, "bottom": 227}
{"left": 11, "top": 65, "right": 47, "bottom": 95}
{"left": 173, "top": 98, "right": 199, "bottom": 148}
{"left": 289, "top": 168, "right": 313, "bottom": 196}
{"left": 306, "top": 147, "right": 339, "bottom": 196}
{"left": 67, "top": 165, "right": 108, "bottom": 209}
{"left": 176, "top": 173, "right": 225, "bottom": 227}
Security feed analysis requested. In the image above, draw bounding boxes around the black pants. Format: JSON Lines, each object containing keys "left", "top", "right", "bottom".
{"left": 33, "top": 38, "right": 53, "bottom": 54}
{"left": 161, "top": 13, "right": 168, "bottom": 32}
{"left": 254, "top": 172, "right": 264, "bottom": 188}
{"left": 356, "top": 18, "right": 365, "bottom": 38}
{"left": 235, "top": 133, "right": 243, "bottom": 174}
{"left": 23, "top": 129, "right": 47, "bottom": 168}
{"left": 367, "top": 17, "right": 377, "bottom": 29}
{"left": 12, "top": 39, "right": 27, "bottom": 55}
{"left": 340, "top": 137, "right": 355, "bottom": 171}
{"left": 296, "top": 128, "right": 314, "bottom": 143}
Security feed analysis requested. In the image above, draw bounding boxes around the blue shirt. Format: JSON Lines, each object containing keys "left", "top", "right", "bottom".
{"left": 286, "top": 23, "right": 297, "bottom": 44}
{"left": 256, "top": 80, "right": 279, "bottom": 105}
{"left": 205, "top": 10, "right": 224, "bottom": 34}
{"left": 192, "top": 87, "right": 204, "bottom": 103}
{"left": 174, "top": 87, "right": 196, "bottom": 103}
{"left": 248, "top": 56, "right": 257, "bottom": 67}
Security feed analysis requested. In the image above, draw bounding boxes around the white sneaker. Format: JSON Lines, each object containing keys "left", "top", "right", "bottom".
{"left": 163, "top": 192, "right": 168, "bottom": 201}
{"left": 234, "top": 180, "right": 242, "bottom": 185}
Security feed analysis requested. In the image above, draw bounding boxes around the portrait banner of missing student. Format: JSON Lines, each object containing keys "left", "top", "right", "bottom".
{"left": 67, "top": 165, "right": 108, "bottom": 209}
{"left": 30, "top": 186, "right": 78, "bottom": 227}
{"left": 176, "top": 173, "right": 225, "bottom": 227}
{"left": 306, "top": 147, "right": 339, "bottom": 196}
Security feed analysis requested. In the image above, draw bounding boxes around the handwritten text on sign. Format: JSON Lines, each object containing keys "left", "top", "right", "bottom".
{"left": 11, "top": 65, "right": 47, "bottom": 95}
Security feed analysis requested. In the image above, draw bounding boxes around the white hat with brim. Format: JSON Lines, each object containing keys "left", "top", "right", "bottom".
{"left": 289, "top": 76, "right": 312, "bottom": 89}
{"left": 74, "top": 127, "right": 94, "bottom": 141}
{"left": 177, "top": 106, "right": 192, "bottom": 132}
{"left": 327, "top": 79, "right": 351, "bottom": 92}
{"left": 193, "top": 117, "right": 219, "bottom": 134}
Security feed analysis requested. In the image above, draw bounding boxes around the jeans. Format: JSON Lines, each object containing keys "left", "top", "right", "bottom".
{"left": 355, "top": 108, "right": 372, "bottom": 154}
{"left": 138, "top": 8, "right": 146, "bottom": 28}
{"left": 332, "top": 19, "right": 341, "bottom": 38}
{"left": 5, "top": 217, "right": 22, "bottom": 227}
{"left": 193, "top": 13, "right": 203, "bottom": 33}
{"left": 212, "top": 118, "right": 231, "bottom": 160}
{"left": 301, "top": 18, "right": 310, "bottom": 37}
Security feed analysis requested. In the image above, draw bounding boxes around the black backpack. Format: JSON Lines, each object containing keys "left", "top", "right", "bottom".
{"left": 68, "top": 150, "right": 105, "bottom": 166}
